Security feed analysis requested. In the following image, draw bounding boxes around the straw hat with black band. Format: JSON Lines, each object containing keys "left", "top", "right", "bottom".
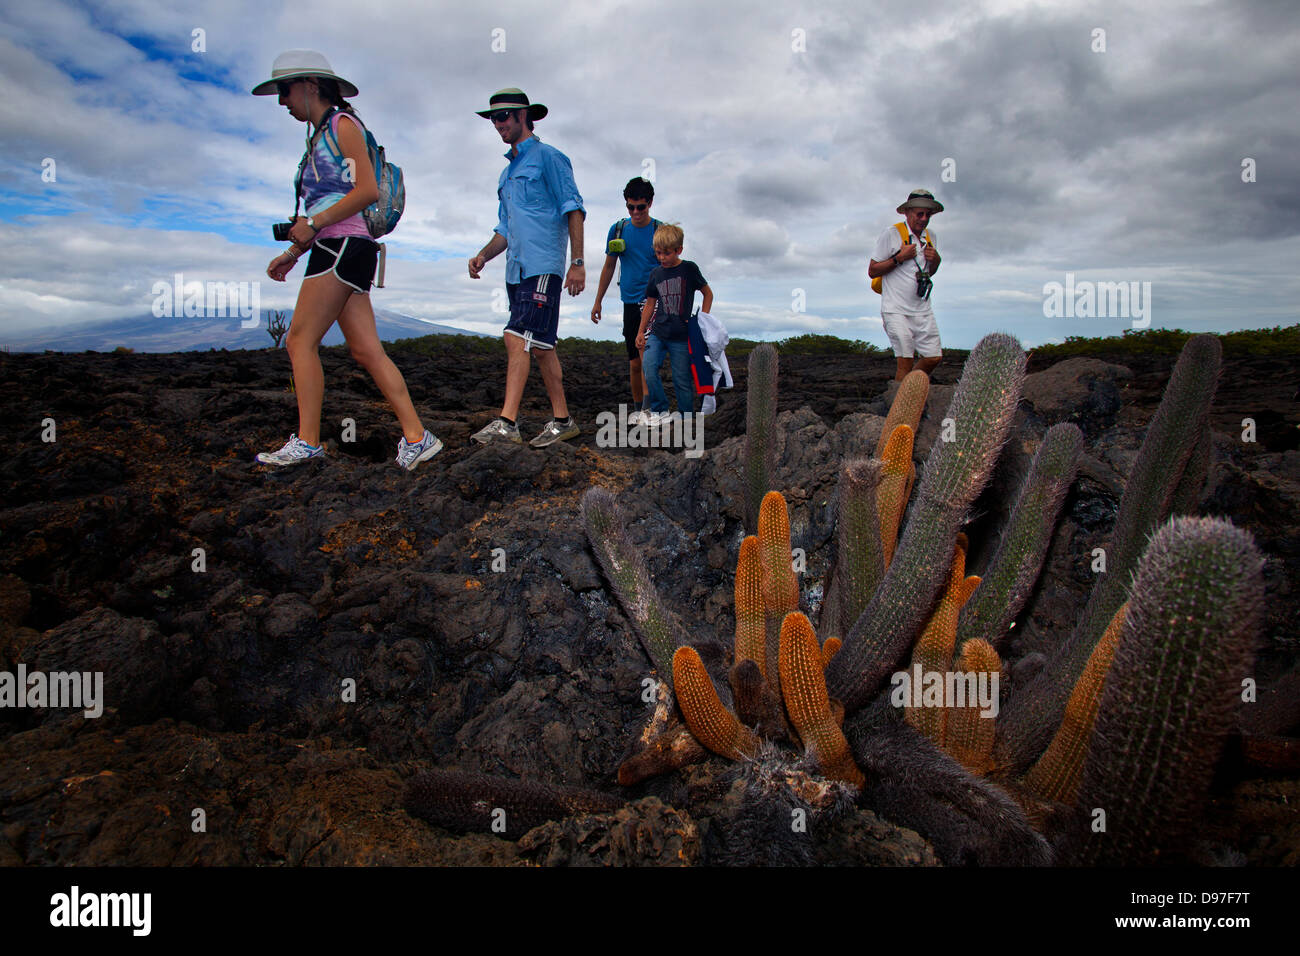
{"left": 475, "top": 88, "right": 548, "bottom": 122}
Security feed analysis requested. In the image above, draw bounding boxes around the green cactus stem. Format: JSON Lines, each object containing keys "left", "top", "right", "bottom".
{"left": 1067, "top": 517, "right": 1263, "bottom": 865}
{"left": 743, "top": 344, "right": 780, "bottom": 534}
{"left": 995, "top": 334, "right": 1222, "bottom": 774}
{"left": 819, "top": 458, "right": 885, "bottom": 643}
{"left": 957, "top": 422, "right": 1083, "bottom": 652}
{"left": 581, "top": 486, "right": 681, "bottom": 689}
{"left": 826, "top": 332, "right": 1026, "bottom": 713}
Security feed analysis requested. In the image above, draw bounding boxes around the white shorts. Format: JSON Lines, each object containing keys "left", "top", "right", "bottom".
{"left": 881, "top": 311, "right": 941, "bottom": 358}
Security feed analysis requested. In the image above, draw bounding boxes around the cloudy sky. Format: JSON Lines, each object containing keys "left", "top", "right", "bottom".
{"left": 1, "top": 0, "right": 1296, "bottom": 351}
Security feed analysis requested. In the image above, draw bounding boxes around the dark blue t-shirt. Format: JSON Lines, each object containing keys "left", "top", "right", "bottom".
{"left": 644, "top": 260, "right": 707, "bottom": 340}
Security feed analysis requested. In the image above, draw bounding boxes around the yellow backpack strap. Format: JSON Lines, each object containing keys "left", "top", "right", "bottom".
{"left": 895, "top": 221, "right": 909, "bottom": 246}
{"left": 925, "top": 229, "right": 935, "bottom": 249}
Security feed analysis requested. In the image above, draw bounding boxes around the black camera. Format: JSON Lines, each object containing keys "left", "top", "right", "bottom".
{"left": 916, "top": 269, "right": 933, "bottom": 301}
{"left": 272, "top": 221, "right": 294, "bottom": 242}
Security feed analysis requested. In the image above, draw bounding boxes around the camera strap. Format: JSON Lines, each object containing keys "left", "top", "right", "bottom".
{"left": 292, "top": 106, "right": 341, "bottom": 220}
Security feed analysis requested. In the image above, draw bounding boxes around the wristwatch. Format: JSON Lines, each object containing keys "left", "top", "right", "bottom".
{"left": 571, "top": 258, "right": 584, "bottom": 267}
{"left": 307, "top": 217, "right": 320, "bottom": 233}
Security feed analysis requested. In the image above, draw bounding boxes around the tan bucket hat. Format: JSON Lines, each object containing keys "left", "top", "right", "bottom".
{"left": 251, "top": 50, "right": 358, "bottom": 97}
{"left": 896, "top": 188, "right": 945, "bottom": 213}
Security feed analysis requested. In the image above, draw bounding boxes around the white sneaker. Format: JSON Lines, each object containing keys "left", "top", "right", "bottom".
{"left": 701, "top": 395, "right": 717, "bottom": 416}
{"left": 256, "top": 433, "right": 324, "bottom": 466}
{"left": 627, "top": 409, "right": 647, "bottom": 426}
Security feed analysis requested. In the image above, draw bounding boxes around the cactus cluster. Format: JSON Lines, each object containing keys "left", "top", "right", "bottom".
{"left": 582, "top": 331, "right": 1264, "bottom": 866}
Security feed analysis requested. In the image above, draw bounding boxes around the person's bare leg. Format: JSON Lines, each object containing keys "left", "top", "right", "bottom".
{"left": 629, "top": 356, "right": 644, "bottom": 404}
{"left": 916, "top": 355, "right": 942, "bottom": 377}
{"left": 501, "top": 334, "right": 531, "bottom": 421}
{"left": 336, "top": 291, "right": 425, "bottom": 443}
{"left": 895, "top": 356, "right": 915, "bottom": 382}
{"left": 285, "top": 274, "right": 352, "bottom": 446}
{"left": 534, "top": 347, "right": 569, "bottom": 419}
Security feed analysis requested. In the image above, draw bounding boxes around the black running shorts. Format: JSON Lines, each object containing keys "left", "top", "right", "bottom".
{"left": 304, "top": 236, "right": 378, "bottom": 293}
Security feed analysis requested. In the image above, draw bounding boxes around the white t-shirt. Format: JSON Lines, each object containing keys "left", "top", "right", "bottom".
{"left": 872, "top": 223, "right": 936, "bottom": 316}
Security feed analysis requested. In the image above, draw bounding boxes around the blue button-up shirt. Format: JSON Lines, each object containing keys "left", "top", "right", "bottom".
{"left": 494, "top": 135, "right": 585, "bottom": 284}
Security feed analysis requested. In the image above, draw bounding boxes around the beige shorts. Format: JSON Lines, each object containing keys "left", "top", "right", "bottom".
{"left": 881, "top": 311, "right": 941, "bottom": 358}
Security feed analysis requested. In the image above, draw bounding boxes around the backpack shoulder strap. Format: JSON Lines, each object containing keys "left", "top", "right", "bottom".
{"left": 925, "top": 229, "right": 935, "bottom": 248}
{"left": 894, "top": 221, "right": 910, "bottom": 245}
{"left": 614, "top": 217, "right": 629, "bottom": 241}
{"left": 319, "top": 107, "right": 354, "bottom": 162}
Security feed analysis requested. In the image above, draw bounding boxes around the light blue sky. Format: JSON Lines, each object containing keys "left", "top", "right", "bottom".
{"left": 1, "top": 0, "right": 1296, "bottom": 350}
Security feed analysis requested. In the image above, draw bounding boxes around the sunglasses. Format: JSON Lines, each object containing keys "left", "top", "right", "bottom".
{"left": 490, "top": 109, "right": 518, "bottom": 123}
{"left": 626, "top": 203, "right": 649, "bottom": 212}
{"left": 276, "top": 80, "right": 300, "bottom": 96}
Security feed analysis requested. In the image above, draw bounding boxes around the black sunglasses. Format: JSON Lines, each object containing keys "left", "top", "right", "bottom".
{"left": 626, "top": 203, "right": 649, "bottom": 212}
{"left": 490, "top": 109, "right": 518, "bottom": 123}
{"left": 276, "top": 80, "right": 299, "bottom": 96}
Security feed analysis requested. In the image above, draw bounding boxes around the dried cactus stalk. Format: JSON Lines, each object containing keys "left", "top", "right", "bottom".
{"left": 734, "top": 535, "right": 766, "bottom": 677}
{"left": 876, "top": 369, "right": 930, "bottom": 458}
{"left": 759, "top": 491, "right": 799, "bottom": 702}
{"left": 778, "top": 612, "right": 864, "bottom": 787}
{"left": 942, "top": 638, "right": 1001, "bottom": 776}
{"left": 1068, "top": 517, "right": 1263, "bottom": 865}
{"left": 1024, "top": 603, "right": 1126, "bottom": 804}
{"left": 957, "top": 422, "right": 1083, "bottom": 651}
{"left": 822, "top": 458, "right": 885, "bottom": 641}
{"left": 617, "top": 723, "right": 709, "bottom": 786}
{"left": 826, "top": 332, "right": 1027, "bottom": 712}
{"left": 673, "top": 646, "right": 759, "bottom": 760}
{"left": 996, "top": 334, "right": 1222, "bottom": 773}
{"left": 877, "top": 424, "right": 915, "bottom": 569}
{"left": 581, "top": 486, "right": 681, "bottom": 689}
{"left": 905, "top": 543, "right": 978, "bottom": 743}
{"left": 730, "top": 658, "right": 790, "bottom": 741}
{"left": 404, "top": 769, "right": 622, "bottom": 839}
{"left": 743, "top": 344, "right": 779, "bottom": 534}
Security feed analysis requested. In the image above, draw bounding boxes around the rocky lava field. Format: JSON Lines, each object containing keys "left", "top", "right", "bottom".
{"left": 1, "top": 337, "right": 1297, "bottom": 866}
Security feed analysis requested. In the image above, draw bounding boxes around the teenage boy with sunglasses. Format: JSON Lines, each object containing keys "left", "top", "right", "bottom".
{"left": 590, "top": 177, "right": 659, "bottom": 421}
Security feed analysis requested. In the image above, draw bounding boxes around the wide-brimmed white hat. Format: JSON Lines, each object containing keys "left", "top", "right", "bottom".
{"left": 251, "top": 50, "right": 358, "bottom": 97}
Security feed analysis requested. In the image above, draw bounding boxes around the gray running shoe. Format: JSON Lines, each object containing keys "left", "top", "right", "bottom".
{"left": 256, "top": 433, "right": 324, "bottom": 466}
{"left": 395, "top": 429, "right": 443, "bottom": 471}
{"left": 529, "top": 417, "right": 580, "bottom": 448}
{"left": 472, "top": 417, "right": 523, "bottom": 444}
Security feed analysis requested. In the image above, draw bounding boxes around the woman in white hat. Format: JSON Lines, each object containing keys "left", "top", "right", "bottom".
{"left": 252, "top": 50, "right": 440, "bottom": 471}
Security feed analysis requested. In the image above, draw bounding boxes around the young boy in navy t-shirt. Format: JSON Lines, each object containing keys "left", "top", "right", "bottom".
{"left": 635, "top": 223, "right": 712, "bottom": 425}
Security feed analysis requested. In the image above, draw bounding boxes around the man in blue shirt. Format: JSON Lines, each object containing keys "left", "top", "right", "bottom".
{"left": 468, "top": 88, "right": 585, "bottom": 448}
{"left": 590, "top": 177, "right": 660, "bottom": 419}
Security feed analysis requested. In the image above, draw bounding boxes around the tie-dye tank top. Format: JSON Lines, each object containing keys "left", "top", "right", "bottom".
{"left": 300, "top": 111, "right": 371, "bottom": 240}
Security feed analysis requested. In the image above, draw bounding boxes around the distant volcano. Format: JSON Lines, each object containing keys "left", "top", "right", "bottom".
{"left": 5, "top": 308, "right": 489, "bottom": 353}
